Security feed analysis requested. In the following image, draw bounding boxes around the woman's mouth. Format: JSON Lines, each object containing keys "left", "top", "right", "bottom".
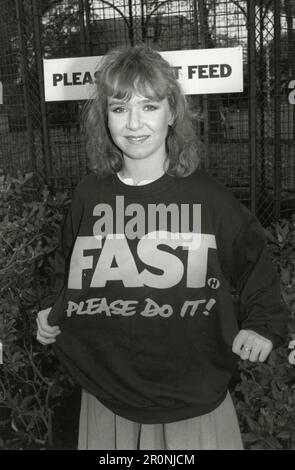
{"left": 125, "top": 136, "right": 150, "bottom": 144}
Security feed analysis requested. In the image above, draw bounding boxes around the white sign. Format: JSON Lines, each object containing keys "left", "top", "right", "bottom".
{"left": 288, "top": 80, "right": 295, "bottom": 105}
{"left": 0, "top": 82, "right": 3, "bottom": 105}
{"left": 43, "top": 47, "right": 243, "bottom": 102}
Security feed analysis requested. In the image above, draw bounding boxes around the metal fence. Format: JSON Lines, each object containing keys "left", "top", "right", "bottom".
{"left": 0, "top": 0, "right": 294, "bottom": 225}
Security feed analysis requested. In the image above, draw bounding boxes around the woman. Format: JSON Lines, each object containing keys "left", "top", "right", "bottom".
{"left": 37, "top": 45, "right": 287, "bottom": 450}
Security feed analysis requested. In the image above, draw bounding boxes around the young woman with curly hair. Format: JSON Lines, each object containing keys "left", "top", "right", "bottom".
{"left": 37, "top": 45, "right": 287, "bottom": 450}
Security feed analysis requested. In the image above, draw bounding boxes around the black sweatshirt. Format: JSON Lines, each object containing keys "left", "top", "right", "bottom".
{"left": 41, "top": 170, "right": 288, "bottom": 424}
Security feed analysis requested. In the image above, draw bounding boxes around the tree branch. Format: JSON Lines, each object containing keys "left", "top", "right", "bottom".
{"left": 231, "top": 0, "right": 247, "bottom": 17}
{"left": 95, "top": 0, "right": 130, "bottom": 29}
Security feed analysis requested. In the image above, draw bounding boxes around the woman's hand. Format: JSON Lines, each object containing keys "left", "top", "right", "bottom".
{"left": 36, "top": 307, "right": 61, "bottom": 345}
{"left": 232, "top": 329, "right": 273, "bottom": 362}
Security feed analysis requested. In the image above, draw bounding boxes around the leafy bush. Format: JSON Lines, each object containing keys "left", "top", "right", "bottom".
{"left": 0, "top": 171, "right": 77, "bottom": 449}
{"left": 0, "top": 170, "right": 294, "bottom": 449}
{"left": 232, "top": 216, "right": 295, "bottom": 449}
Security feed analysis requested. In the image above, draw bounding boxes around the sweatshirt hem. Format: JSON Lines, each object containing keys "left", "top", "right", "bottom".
{"left": 96, "top": 391, "right": 228, "bottom": 424}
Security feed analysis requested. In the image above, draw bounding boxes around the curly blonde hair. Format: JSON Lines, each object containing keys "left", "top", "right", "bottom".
{"left": 83, "top": 44, "right": 202, "bottom": 179}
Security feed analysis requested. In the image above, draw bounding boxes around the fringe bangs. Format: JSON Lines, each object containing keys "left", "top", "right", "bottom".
{"left": 102, "top": 57, "right": 169, "bottom": 102}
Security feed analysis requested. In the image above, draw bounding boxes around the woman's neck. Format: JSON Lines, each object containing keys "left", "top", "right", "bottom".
{"left": 119, "top": 157, "right": 167, "bottom": 184}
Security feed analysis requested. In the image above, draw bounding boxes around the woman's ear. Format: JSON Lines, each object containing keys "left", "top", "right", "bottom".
{"left": 168, "top": 111, "right": 174, "bottom": 127}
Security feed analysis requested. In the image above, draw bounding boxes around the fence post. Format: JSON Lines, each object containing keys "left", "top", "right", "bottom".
{"left": 192, "top": 0, "right": 199, "bottom": 47}
{"left": 32, "top": 0, "right": 52, "bottom": 188}
{"left": 140, "top": 0, "right": 145, "bottom": 42}
{"left": 248, "top": 0, "right": 257, "bottom": 215}
{"left": 84, "top": 0, "right": 92, "bottom": 55}
{"left": 197, "top": 0, "right": 209, "bottom": 170}
{"left": 128, "top": 0, "right": 134, "bottom": 46}
{"left": 79, "top": 0, "right": 87, "bottom": 56}
{"left": 15, "top": 0, "right": 36, "bottom": 174}
{"left": 274, "top": 0, "right": 281, "bottom": 221}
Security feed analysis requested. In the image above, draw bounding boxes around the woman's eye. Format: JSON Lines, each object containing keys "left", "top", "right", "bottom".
{"left": 143, "top": 104, "right": 158, "bottom": 111}
{"left": 110, "top": 107, "right": 126, "bottom": 113}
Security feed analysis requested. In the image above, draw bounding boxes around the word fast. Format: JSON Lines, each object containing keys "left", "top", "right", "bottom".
{"left": 68, "top": 232, "right": 217, "bottom": 290}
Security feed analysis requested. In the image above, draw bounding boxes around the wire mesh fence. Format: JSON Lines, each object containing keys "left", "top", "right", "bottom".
{"left": 0, "top": 0, "right": 294, "bottom": 225}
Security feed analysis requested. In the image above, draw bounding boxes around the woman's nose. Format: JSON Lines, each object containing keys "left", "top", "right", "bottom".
{"left": 126, "top": 108, "right": 143, "bottom": 130}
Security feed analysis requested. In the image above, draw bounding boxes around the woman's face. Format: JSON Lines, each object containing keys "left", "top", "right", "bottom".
{"left": 107, "top": 92, "right": 173, "bottom": 167}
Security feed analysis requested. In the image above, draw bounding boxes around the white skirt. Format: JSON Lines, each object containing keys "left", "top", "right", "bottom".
{"left": 78, "top": 389, "right": 243, "bottom": 450}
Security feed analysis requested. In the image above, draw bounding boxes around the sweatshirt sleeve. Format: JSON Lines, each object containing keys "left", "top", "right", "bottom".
{"left": 226, "top": 211, "right": 288, "bottom": 349}
{"left": 39, "top": 185, "right": 84, "bottom": 311}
